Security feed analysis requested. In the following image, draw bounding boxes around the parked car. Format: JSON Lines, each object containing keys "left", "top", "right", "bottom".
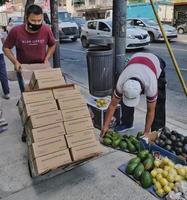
{"left": 177, "top": 22, "right": 187, "bottom": 34}
{"left": 72, "top": 17, "right": 86, "bottom": 37}
{"left": 127, "top": 18, "right": 177, "bottom": 42}
{"left": 7, "top": 16, "right": 23, "bottom": 32}
{"left": 81, "top": 19, "right": 150, "bottom": 49}
{"left": 45, "top": 10, "right": 79, "bottom": 42}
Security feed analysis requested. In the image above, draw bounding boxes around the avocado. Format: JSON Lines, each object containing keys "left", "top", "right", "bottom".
{"left": 158, "top": 139, "right": 165, "bottom": 147}
{"left": 165, "top": 139, "right": 172, "bottom": 145}
{"left": 165, "top": 145, "right": 172, "bottom": 151}
{"left": 170, "top": 135, "right": 177, "bottom": 142}
{"left": 177, "top": 141, "right": 183, "bottom": 147}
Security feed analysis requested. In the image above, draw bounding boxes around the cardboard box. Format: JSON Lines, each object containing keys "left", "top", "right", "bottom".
{"left": 65, "top": 129, "right": 96, "bottom": 148}
{"left": 26, "top": 110, "right": 63, "bottom": 129}
{"left": 21, "top": 63, "right": 51, "bottom": 83}
{"left": 86, "top": 96, "right": 121, "bottom": 130}
{"left": 31, "top": 136, "right": 67, "bottom": 158}
{"left": 21, "top": 90, "right": 54, "bottom": 104}
{"left": 70, "top": 141, "right": 102, "bottom": 161}
{"left": 53, "top": 85, "right": 80, "bottom": 100}
{"left": 64, "top": 117, "right": 94, "bottom": 134}
{"left": 57, "top": 97, "right": 86, "bottom": 110}
{"left": 22, "top": 100, "right": 58, "bottom": 124}
{"left": 30, "top": 68, "right": 63, "bottom": 88}
{"left": 26, "top": 122, "right": 65, "bottom": 144}
{"left": 33, "top": 78, "right": 66, "bottom": 90}
{"left": 33, "top": 149, "right": 72, "bottom": 175}
{"left": 61, "top": 106, "right": 90, "bottom": 122}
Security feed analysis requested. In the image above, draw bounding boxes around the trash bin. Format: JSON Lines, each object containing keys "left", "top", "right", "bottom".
{"left": 87, "top": 45, "right": 113, "bottom": 97}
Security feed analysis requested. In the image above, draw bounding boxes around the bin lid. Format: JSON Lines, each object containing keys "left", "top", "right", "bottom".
{"left": 88, "top": 37, "right": 113, "bottom": 46}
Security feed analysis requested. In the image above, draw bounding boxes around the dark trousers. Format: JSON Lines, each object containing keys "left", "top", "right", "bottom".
{"left": 0, "top": 54, "right": 9, "bottom": 95}
{"left": 121, "top": 68, "right": 166, "bottom": 131}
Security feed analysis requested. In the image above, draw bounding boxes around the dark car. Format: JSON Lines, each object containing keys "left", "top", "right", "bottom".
{"left": 72, "top": 17, "right": 86, "bottom": 37}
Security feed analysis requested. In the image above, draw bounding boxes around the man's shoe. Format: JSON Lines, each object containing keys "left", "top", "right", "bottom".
{"left": 3, "top": 94, "right": 10, "bottom": 100}
{"left": 115, "top": 124, "right": 134, "bottom": 133}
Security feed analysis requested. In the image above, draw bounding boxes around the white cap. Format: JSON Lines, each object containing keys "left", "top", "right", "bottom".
{"left": 122, "top": 79, "right": 141, "bottom": 107}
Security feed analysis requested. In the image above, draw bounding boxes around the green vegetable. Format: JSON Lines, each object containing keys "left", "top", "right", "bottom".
{"left": 133, "top": 163, "right": 144, "bottom": 180}
{"left": 112, "top": 138, "right": 121, "bottom": 148}
{"left": 119, "top": 141, "right": 127, "bottom": 150}
{"left": 136, "top": 131, "right": 144, "bottom": 139}
{"left": 143, "top": 158, "right": 154, "bottom": 171}
{"left": 140, "top": 171, "right": 153, "bottom": 188}
{"left": 103, "top": 138, "right": 112, "bottom": 146}
{"left": 125, "top": 162, "right": 139, "bottom": 175}
{"left": 128, "top": 157, "right": 141, "bottom": 165}
{"left": 137, "top": 150, "right": 149, "bottom": 161}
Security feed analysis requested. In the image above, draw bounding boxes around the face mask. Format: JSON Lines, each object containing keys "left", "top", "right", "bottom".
{"left": 27, "top": 21, "right": 42, "bottom": 31}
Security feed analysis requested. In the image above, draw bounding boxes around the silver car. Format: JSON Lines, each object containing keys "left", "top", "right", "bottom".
{"left": 177, "top": 22, "right": 187, "bottom": 34}
{"left": 127, "top": 18, "right": 177, "bottom": 42}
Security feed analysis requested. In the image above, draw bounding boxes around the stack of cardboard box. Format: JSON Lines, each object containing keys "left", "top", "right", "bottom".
{"left": 17, "top": 69, "right": 102, "bottom": 176}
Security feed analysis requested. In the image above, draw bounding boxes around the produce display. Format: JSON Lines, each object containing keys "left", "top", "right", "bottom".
{"left": 155, "top": 127, "right": 187, "bottom": 158}
{"left": 103, "top": 131, "right": 144, "bottom": 153}
{"left": 151, "top": 157, "right": 187, "bottom": 198}
{"left": 96, "top": 98, "right": 108, "bottom": 108}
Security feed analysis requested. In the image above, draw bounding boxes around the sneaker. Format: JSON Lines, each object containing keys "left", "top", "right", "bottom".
{"left": 115, "top": 124, "right": 134, "bottom": 133}
{"left": 3, "top": 94, "right": 10, "bottom": 100}
{"left": 0, "top": 126, "right": 8, "bottom": 133}
{"left": 0, "top": 119, "right": 8, "bottom": 127}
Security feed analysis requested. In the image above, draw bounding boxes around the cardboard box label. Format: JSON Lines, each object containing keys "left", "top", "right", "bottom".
{"left": 31, "top": 136, "right": 67, "bottom": 158}
{"left": 21, "top": 90, "right": 54, "bottom": 104}
{"left": 61, "top": 107, "right": 90, "bottom": 122}
{"left": 26, "top": 110, "right": 63, "bottom": 129}
{"left": 33, "top": 78, "right": 66, "bottom": 90}
{"left": 70, "top": 141, "right": 102, "bottom": 161}
{"left": 26, "top": 122, "right": 66, "bottom": 143}
{"left": 64, "top": 117, "right": 94, "bottom": 134}
{"left": 34, "top": 149, "right": 72, "bottom": 175}
{"left": 65, "top": 129, "right": 96, "bottom": 148}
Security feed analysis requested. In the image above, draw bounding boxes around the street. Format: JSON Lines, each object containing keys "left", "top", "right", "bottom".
{"left": 59, "top": 39, "right": 187, "bottom": 124}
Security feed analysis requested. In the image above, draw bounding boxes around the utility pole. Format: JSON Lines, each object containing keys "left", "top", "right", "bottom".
{"left": 50, "top": 0, "right": 61, "bottom": 68}
{"left": 112, "top": 0, "right": 127, "bottom": 83}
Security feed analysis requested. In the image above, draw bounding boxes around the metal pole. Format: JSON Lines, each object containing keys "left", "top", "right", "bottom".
{"left": 149, "top": 0, "right": 187, "bottom": 96}
{"left": 112, "top": 0, "right": 127, "bottom": 84}
{"left": 50, "top": 0, "right": 61, "bottom": 68}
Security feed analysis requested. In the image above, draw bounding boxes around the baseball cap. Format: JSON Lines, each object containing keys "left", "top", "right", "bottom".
{"left": 122, "top": 79, "right": 141, "bottom": 107}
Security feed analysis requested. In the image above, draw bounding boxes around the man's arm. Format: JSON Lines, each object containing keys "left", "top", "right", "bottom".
{"left": 101, "top": 95, "right": 120, "bottom": 137}
{"left": 3, "top": 47, "right": 21, "bottom": 71}
{"left": 144, "top": 101, "right": 156, "bottom": 136}
{"left": 44, "top": 43, "right": 56, "bottom": 63}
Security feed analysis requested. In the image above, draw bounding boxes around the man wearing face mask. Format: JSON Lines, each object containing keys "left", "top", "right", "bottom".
{"left": 3, "top": 4, "right": 56, "bottom": 142}
{"left": 3, "top": 4, "right": 56, "bottom": 92}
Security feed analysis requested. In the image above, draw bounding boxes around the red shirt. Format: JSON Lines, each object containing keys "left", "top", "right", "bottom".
{"left": 4, "top": 24, "right": 56, "bottom": 64}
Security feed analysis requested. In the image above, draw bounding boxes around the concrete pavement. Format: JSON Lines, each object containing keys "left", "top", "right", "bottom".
{"left": 0, "top": 39, "right": 186, "bottom": 199}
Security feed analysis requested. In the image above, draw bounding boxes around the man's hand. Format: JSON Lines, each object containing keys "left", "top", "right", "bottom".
{"left": 100, "top": 126, "right": 108, "bottom": 138}
{"left": 14, "top": 61, "right": 21, "bottom": 72}
{"left": 44, "top": 59, "right": 49, "bottom": 64}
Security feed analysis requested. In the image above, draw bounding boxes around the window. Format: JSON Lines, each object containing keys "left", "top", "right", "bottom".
{"left": 98, "top": 22, "right": 110, "bottom": 32}
{"left": 87, "top": 21, "right": 97, "bottom": 29}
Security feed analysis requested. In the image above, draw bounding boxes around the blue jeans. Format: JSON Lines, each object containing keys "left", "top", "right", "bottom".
{"left": 0, "top": 54, "right": 9, "bottom": 95}
{"left": 16, "top": 72, "right": 25, "bottom": 92}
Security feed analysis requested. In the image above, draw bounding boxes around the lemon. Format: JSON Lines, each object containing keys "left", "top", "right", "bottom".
{"left": 167, "top": 161, "right": 175, "bottom": 168}
{"left": 154, "top": 160, "right": 161, "bottom": 168}
{"left": 169, "top": 182, "right": 174, "bottom": 190}
{"left": 163, "top": 157, "right": 170, "bottom": 165}
{"left": 169, "top": 168, "right": 177, "bottom": 175}
{"left": 160, "top": 178, "right": 168, "bottom": 187}
{"left": 155, "top": 181, "right": 162, "bottom": 190}
{"left": 152, "top": 178, "right": 157, "bottom": 184}
{"left": 156, "top": 189, "right": 165, "bottom": 197}
{"left": 157, "top": 168, "right": 163, "bottom": 174}
{"left": 151, "top": 169, "right": 157, "bottom": 178}
{"left": 175, "top": 175, "right": 184, "bottom": 182}
{"left": 162, "top": 170, "right": 168, "bottom": 178}
{"left": 156, "top": 173, "right": 163, "bottom": 181}
{"left": 167, "top": 174, "right": 175, "bottom": 183}
{"left": 164, "top": 185, "right": 171, "bottom": 193}
{"left": 177, "top": 168, "right": 186, "bottom": 177}
{"left": 164, "top": 166, "right": 170, "bottom": 171}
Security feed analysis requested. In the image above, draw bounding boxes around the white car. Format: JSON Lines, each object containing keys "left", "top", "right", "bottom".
{"left": 80, "top": 19, "right": 150, "bottom": 49}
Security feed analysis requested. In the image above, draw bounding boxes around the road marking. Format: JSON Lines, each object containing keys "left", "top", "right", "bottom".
{"left": 61, "top": 47, "right": 86, "bottom": 53}
{"left": 167, "top": 67, "right": 187, "bottom": 71}
{"left": 148, "top": 45, "right": 187, "bottom": 52}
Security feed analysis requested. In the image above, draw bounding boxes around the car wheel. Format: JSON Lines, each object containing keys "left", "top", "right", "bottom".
{"left": 81, "top": 37, "right": 89, "bottom": 48}
{"left": 178, "top": 28, "right": 184, "bottom": 34}
{"left": 71, "top": 37, "right": 77, "bottom": 42}
{"left": 148, "top": 32, "right": 155, "bottom": 42}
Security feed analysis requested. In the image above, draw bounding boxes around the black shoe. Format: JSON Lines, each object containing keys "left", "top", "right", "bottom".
{"left": 21, "top": 132, "right": 26, "bottom": 143}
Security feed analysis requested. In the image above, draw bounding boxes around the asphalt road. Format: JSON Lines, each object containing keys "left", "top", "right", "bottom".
{"left": 59, "top": 39, "right": 187, "bottom": 124}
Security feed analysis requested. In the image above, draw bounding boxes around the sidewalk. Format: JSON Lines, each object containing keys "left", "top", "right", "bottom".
{"left": 0, "top": 55, "right": 186, "bottom": 200}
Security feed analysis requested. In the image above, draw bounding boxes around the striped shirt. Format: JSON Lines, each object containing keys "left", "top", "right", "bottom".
{"left": 114, "top": 53, "right": 162, "bottom": 103}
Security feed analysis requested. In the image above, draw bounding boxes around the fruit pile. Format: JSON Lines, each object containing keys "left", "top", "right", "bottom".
{"left": 151, "top": 157, "right": 187, "bottom": 197}
{"left": 155, "top": 127, "right": 187, "bottom": 158}
{"left": 96, "top": 98, "right": 108, "bottom": 108}
{"left": 125, "top": 150, "right": 154, "bottom": 189}
{"left": 103, "top": 131, "right": 144, "bottom": 153}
